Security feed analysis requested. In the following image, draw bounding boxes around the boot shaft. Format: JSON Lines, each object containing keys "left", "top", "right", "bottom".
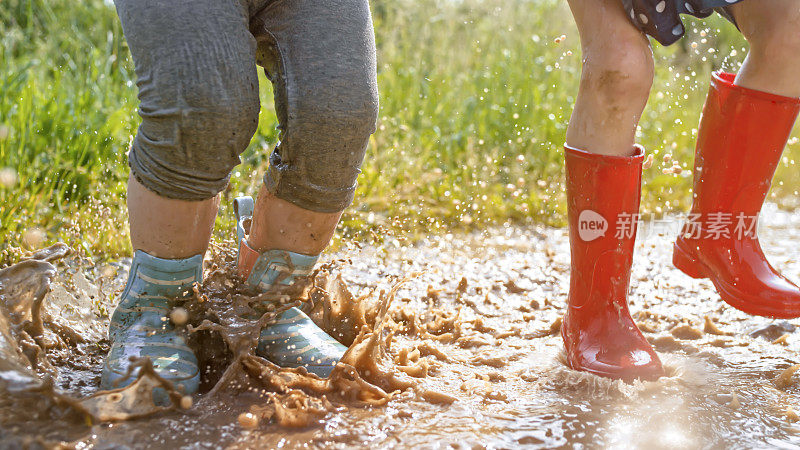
{"left": 564, "top": 145, "right": 644, "bottom": 307}
{"left": 110, "top": 251, "right": 203, "bottom": 341}
{"left": 691, "top": 72, "right": 800, "bottom": 219}
{"left": 119, "top": 250, "right": 203, "bottom": 303}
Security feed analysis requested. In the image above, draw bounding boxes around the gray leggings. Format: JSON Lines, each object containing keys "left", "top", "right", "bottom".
{"left": 114, "top": 0, "right": 379, "bottom": 212}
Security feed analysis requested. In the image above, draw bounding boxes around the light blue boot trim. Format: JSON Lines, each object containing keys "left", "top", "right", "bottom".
{"left": 245, "top": 249, "right": 319, "bottom": 291}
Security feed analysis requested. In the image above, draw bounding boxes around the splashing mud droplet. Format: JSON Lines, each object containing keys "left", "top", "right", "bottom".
{"left": 772, "top": 333, "right": 790, "bottom": 346}
{"left": 0, "top": 125, "right": 11, "bottom": 141}
{"left": 703, "top": 315, "right": 729, "bottom": 336}
{"left": 670, "top": 324, "right": 702, "bottom": 340}
{"left": 775, "top": 364, "right": 800, "bottom": 390}
{"left": 729, "top": 391, "right": 741, "bottom": 409}
{"left": 180, "top": 395, "right": 193, "bottom": 409}
{"left": 238, "top": 412, "right": 259, "bottom": 429}
{"left": 0, "top": 167, "right": 17, "bottom": 188}
{"left": 22, "top": 228, "right": 46, "bottom": 249}
{"left": 170, "top": 307, "right": 188, "bottom": 326}
{"left": 643, "top": 154, "right": 654, "bottom": 170}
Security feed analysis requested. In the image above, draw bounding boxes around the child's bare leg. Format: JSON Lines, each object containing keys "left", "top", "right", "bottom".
{"left": 565, "top": 0, "right": 653, "bottom": 156}
{"left": 732, "top": 0, "right": 800, "bottom": 97}
{"left": 128, "top": 176, "right": 219, "bottom": 259}
{"left": 248, "top": 185, "right": 341, "bottom": 255}
{"left": 560, "top": 0, "right": 664, "bottom": 381}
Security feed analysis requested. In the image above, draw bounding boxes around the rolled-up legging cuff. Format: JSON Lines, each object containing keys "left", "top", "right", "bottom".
{"left": 129, "top": 145, "right": 230, "bottom": 201}
{"left": 263, "top": 167, "right": 355, "bottom": 213}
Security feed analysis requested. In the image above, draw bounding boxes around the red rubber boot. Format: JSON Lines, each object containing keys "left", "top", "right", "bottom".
{"left": 562, "top": 144, "right": 664, "bottom": 381}
{"left": 672, "top": 72, "right": 800, "bottom": 318}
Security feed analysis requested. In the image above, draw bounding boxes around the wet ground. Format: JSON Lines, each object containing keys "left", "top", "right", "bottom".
{"left": 3, "top": 205, "right": 800, "bottom": 449}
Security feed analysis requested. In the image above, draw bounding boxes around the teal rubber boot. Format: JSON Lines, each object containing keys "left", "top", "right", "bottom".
{"left": 234, "top": 196, "right": 347, "bottom": 377}
{"left": 100, "top": 250, "right": 202, "bottom": 404}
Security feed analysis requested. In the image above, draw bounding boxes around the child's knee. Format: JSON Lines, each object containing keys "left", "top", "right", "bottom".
{"left": 294, "top": 72, "right": 380, "bottom": 138}
{"left": 582, "top": 36, "right": 654, "bottom": 102}
{"left": 264, "top": 79, "right": 379, "bottom": 213}
{"left": 130, "top": 82, "right": 260, "bottom": 201}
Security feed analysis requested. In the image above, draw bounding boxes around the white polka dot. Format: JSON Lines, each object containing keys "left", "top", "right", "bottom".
{"left": 639, "top": 13, "right": 649, "bottom": 24}
{"left": 685, "top": 2, "right": 694, "bottom": 13}
{"left": 656, "top": 1, "right": 666, "bottom": 13}
{"left": 672, "top": 24, "right": 684, "bottom": 35}
{"left": 726, "top": 0, "right": 737, "bottom": 2}
{"left": 630, "top": 9, "right": 636, "bottom": 20}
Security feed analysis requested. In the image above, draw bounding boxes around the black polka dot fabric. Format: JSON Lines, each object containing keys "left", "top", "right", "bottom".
{"left": 621, "top": 0, "right": 742, "bottom": 45}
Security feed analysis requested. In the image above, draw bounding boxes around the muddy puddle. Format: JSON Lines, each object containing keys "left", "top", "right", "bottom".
{"left": 4, "top": 206, "right": 800, "bottom": 448}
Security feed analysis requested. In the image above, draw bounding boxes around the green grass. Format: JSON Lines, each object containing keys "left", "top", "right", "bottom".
{"left": 1, "top": 0, "right": 799, "bottom": 265}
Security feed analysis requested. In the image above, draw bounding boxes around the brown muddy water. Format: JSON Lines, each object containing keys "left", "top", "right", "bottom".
{"left": 3, "top": 206, "right": 800, "bottom": 449}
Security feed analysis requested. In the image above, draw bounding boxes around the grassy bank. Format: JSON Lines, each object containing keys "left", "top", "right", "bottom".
{"left": 1, "top": 0, "right": 798, "bottom": 265}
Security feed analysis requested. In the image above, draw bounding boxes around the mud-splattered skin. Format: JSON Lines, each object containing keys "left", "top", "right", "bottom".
{"left": 3, "top": 208, "right": 800, "bottom": 448}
